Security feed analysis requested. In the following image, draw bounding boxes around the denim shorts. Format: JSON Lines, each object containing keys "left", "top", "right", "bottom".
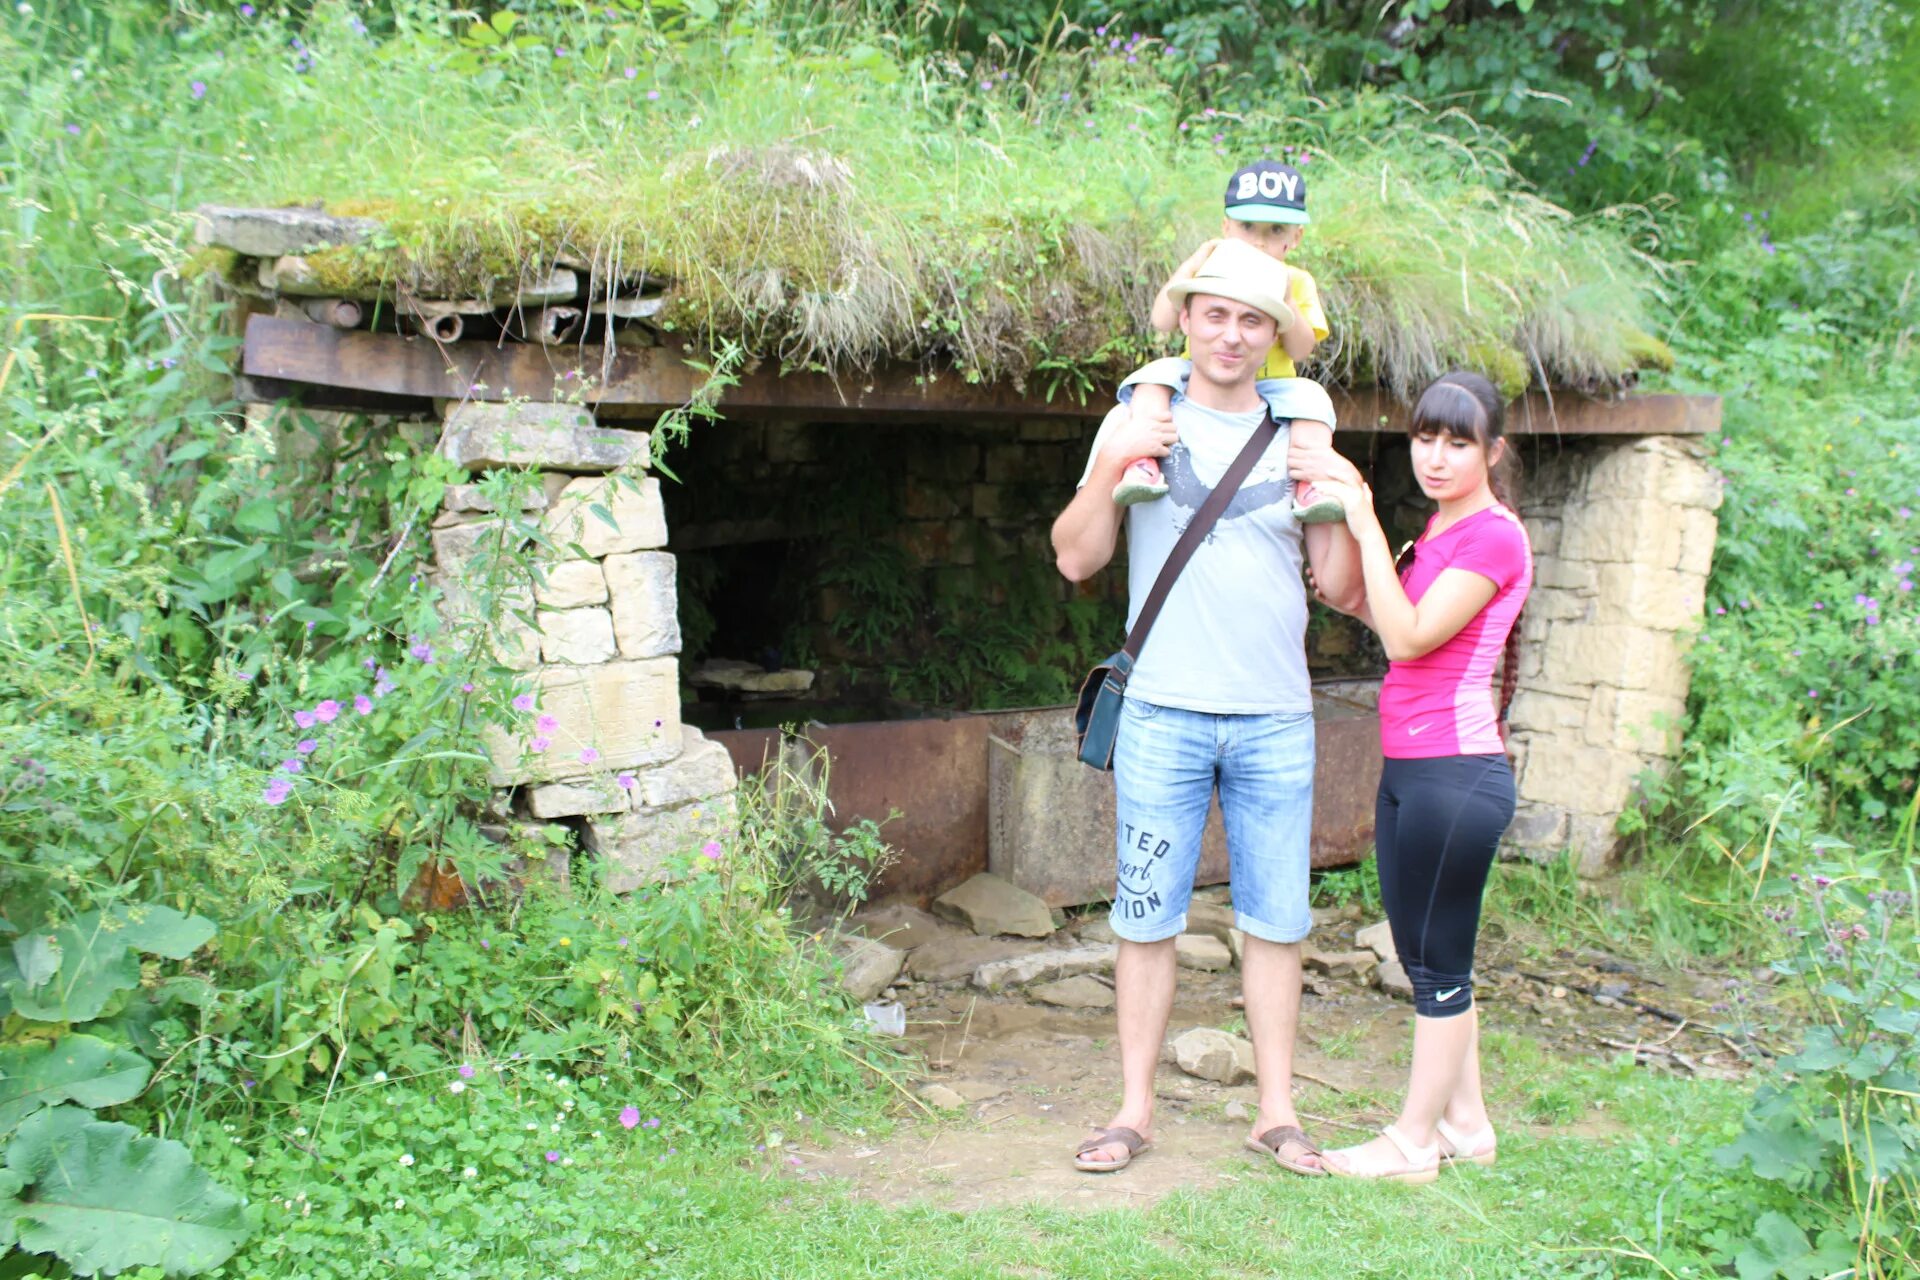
{"left": 1110, "top": 696, "right": 1315, "bottom": 945}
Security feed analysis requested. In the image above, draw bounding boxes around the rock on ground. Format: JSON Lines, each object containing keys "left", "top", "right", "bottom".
{"left": 933, "top": 873, "right": 1055, "bottom": 938}
{"left": 848, "top": 902, "right": 952, "bottom": 952}
{"left": 1183, "top": 900, "right": 1238, "bottom": 944}
{"left": 1375, "top": 959, "right": 1414, "bottom": 1000}
{"left": 916, "top": 1084, "right": 966, "bottom": 1110}
{"left": 836, "top": 937, "right": 906, "bottom": 1003}
{"left": 973, "top": 943, "right": 1116, "bottom": 992}
{"left": 1172, "top": 1028, "right": 1255, "bottom": 1085}
{"left": 1174, "top": 933, "right": 1233, "bottom": 972}
{"left": 1302, "top": 944, "right": 1378, "bottom": 980}
{"left": 906, "top": 934, "right": 1041, "bottom": 984}
{"left": 1355, "top": 920, "right": 1398, "bottom": 963}
{"left": 1028, "top": 975, "right": 1115, "bottom": 1009}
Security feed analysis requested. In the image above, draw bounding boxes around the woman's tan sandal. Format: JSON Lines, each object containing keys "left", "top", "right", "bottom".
{"left": 1324, "top": 1124, "right": 1441, "bottom": 1184}
{"left": 1243, "top": 1124, "right": 1326, "bottom": 1176}
{"left": 1436, "top": 1118, "right": 1497, "bottom": 1168}
{"left": 1074, "top": 1126, "right": 1150, "bottom": 1173}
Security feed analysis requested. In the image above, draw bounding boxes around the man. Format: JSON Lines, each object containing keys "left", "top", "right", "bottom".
{"left": 1051, "top": 237, "right": 1365, "bottom": 1174}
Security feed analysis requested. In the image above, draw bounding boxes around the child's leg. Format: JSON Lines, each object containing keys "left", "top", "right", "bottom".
{"left": 1113, "top": 384, "right": 1173, "bottom": 506}
{"left": 1286, "top": 419, "right": 1346, "bottom": 523}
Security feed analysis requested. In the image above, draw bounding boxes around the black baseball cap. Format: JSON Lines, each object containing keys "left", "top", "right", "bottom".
{"left": 1224, "top": 160, "right": 1309, "bottom": 225}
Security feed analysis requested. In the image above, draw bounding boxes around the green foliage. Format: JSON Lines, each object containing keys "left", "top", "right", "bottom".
{"left": 1, "top": 1106, "right": 255, "bottom": 1277}
{"left": 1711, "top": 855, "right": 1920, "bottom": 1278}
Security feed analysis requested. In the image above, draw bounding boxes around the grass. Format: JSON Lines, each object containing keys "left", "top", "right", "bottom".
{"left": 8, "top": 5, "right": 1670, "bottom": 401}
{"left": 231, "top": 1054, "right": 1753, "bottom": 1279}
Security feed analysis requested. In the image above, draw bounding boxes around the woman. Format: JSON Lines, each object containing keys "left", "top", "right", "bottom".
{"left": 1301, "top": 371, "right": 1531, "bottom": 1183}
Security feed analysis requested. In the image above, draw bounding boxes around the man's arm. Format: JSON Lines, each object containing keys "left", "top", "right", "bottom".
{"left": 1053, "top": 410, "right": 1178, "bottom": 582}
{"left": 1291, "top": 418, "right": 1365, "bottom": 612}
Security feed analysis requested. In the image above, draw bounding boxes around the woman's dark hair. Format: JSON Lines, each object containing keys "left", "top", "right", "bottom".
{"left": 1409, "top": 370, "right": 1528, "bottom": 737}
{"left": 1408, "top": 371, "right": 1521, "bottom": 510}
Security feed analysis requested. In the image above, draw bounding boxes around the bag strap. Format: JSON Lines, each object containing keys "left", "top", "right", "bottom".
{"left": 1120, "top": 409, "right": 1282, "bottom": 662}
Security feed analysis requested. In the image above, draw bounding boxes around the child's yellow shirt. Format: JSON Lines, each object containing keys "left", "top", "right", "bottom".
{"left": 1183, "top": 265, "right": 1330, "bottom": 378}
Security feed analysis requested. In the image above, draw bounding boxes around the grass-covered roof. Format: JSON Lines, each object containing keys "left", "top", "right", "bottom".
{"left": 188, "top": 10, "right": 1670, "bottom": 400}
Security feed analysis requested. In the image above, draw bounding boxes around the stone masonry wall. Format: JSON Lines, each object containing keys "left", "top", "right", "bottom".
{"left": 1505, "top": 435, "right": 1723, "bottom": 873}
{"left": 429, "top": 400, "right": 736, "bottom": 891}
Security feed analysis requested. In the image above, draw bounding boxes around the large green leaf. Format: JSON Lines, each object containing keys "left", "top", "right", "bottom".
{"left": 3, "top": 916, "right": 140, "bottom": 1024}
{"left": 2, "top": 906, "right": 212, "bottom": 1024}
{"left": 109, "top": 905, "right": 215, "bottom": 962}
{"left": 2, "top": 1106, "right": 254, "bottom": 1276}
{"left": 0, "top": 1037, "right": 153, "bottom": 1137}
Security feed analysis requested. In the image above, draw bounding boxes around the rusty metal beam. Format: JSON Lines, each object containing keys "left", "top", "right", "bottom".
{"left": 241, "top": 313, "right": 1717, "bottom": 434}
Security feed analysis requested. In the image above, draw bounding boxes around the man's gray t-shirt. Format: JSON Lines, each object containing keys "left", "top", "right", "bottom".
{"left": 1079, "top": 397, "right": 1312, "bottom": 714}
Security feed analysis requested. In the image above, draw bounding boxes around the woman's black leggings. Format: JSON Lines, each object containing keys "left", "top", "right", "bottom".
{"left": 1374, "top": 754, "right": 1516, "bottom": 1019}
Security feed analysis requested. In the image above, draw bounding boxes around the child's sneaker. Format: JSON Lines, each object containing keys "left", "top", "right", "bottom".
{"left": 1113, "top": 457, "right": 1169, "bottom": 506}
{"left": 1291, "top": 480, "right": 1345, "bottom": 524}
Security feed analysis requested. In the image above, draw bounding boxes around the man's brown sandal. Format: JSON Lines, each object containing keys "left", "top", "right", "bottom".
{"left": 1244, "top": 1124, "right": 1326, "bottom": 1176}
{"left": 1074, "top": 1126, "right": 1151, "bottom": 1173}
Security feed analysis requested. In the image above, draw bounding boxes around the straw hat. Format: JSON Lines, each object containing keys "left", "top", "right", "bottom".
{"left": 1163, "top": 237, "right": 1296, "bottom": 331}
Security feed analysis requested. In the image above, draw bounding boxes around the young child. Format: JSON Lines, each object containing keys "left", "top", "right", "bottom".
{"left": 1115, "top": 160, "right": 1338, "bottom": 521}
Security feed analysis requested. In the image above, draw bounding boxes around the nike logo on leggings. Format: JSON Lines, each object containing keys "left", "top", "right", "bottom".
{"left": 1436, "top": 986, "right": 1464, "bottom": 1003}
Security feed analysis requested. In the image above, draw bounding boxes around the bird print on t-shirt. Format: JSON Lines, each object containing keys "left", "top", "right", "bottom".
{"left": 1161, "top": 441, "right": 1292, "bottom": 537}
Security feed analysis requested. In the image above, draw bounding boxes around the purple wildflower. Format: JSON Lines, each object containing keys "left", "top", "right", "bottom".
{"left": 643, "top": 1117, "right": 661, "bottom": 1130}
{"left": 293, "top": 710, "right": 318, "bottom": 729}
{"left": 545, "top": 1151, "right": 561, "bottom": 1163}
{"left": 241, "top": 3, "right": 254, "bottom": 14}
{"left": 281, "top": 758, "right": 302, "bottom": 774}
{"left": 701, "top": 841, "right": 723, "bottom": 860}
{"left": 646, "top": 89, "right": 660, "bottom": 101}
{"left": 263, "top": 777, "right": 293, "bottom": 805}
{"left": 374, "top": 667, "right": 396, "bottom": 697}
{"left": 461, "top": 682, "right": 475, "bottom": 693}
{"left": 624, "top": 66, "right": 638, "bottom": 79}
{"left": 536, "top": 714, "right": 559, "bottom": 734}
{"left": 616, "top": 773, "right": 635, "bottom": 791}
{"left": 190, "top": 81, "right": 206, "bottom": 100}
{"left": 529, "top": 736, "right": 551, "bottom": 753}
{"left": 459, "top": 1064, "right": 476, "bottom": 1079}
{"left": 296, "top": 738, "right": 319, "bottom": 755}
{"left": 580, "top": 747, "right": 600, "bottom": 764}
{"left": 512, "top": 694, "right": 536, "bottom": 712}
{"left": 354, "top": 694, "right": 374, "bottom": 715}
{"left": 314, "top": 699, "right": 340, "bottom": 723}
{"left": 65, "top": 123, "right": 80, "bottom": 135}
{"left": 619, "top": 1106, "right": 641, "bottom": 1130}
{"left": 409, "top": 642, "right": 434, "bottom": 664}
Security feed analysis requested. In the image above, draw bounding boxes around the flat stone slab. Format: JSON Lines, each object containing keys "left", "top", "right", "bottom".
{"left": 1172, "top": 1028, "right": 1254, "bottom": 1085}
{"left": 1174, "top": 934, "right": 1232, "bottom": 972}
{"left": 906, "top": 935, "right": 1039, "bottom": 984}
{"left": 934, "top": 872, "right": 1055, "bottom": 938}
{"left": 916, "top": 1084, "right": 966, "bottom": 1111}
{"left": 972, "top": 943, "right": 1116, "bottom": 991}
{"left": 441, "top": 402, "right": 647, "bottom": 473}
{"left": 1183, "top": 901, "right": 1237, "bottom": 945}
{"left": 1355, "top": 921, "right": 1397, "bottom": 963}
{"left": 1028, "top": 975, "right": 1115, "bottom": 1009}
{"left": 1375, "top": 958, "right": 1414, "bottom": 1000}
{"left": 195, "top": 204, "right": 379, "bottom": 257}
{"left": 688, "top": 659, "right": 816, "bottom": 695}
{"left": 848, "top": 903, "right": 952, "bottom": 952}
{"left": 1302, "top": 944, "right": 1378, "bottom": 980}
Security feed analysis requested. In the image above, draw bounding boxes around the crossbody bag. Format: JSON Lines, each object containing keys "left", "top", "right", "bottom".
{"left": 1074, "top": 409, "right": 1283, "bottom": 770}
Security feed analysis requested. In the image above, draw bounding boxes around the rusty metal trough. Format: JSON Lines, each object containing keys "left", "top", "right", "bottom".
{"left": 710, "top": 681, "right": 1382, "bottom": 908}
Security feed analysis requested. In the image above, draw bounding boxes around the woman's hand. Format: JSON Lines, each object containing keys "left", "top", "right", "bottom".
{"left": 1287, "top": 438, "right": 1363, "bottom": 487}
{"left": 1308, "top": 478, "right": 1386, "bottom": 544}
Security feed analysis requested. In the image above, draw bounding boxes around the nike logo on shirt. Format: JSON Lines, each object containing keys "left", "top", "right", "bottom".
{"left": 1408, "top": 723, "right": 1432, "bottom": 736}
{"left": 1436, "top": 986, "right": 1463, "bottom": 1002}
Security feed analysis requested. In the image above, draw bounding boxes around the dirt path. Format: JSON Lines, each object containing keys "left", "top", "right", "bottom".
{"left": 786, "top": 912, "right": 1753, "bottom": 1213}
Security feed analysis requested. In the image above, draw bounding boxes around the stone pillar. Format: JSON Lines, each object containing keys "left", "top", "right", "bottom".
{"left": 1506, "top": 435, "right": 1722, "bottom": 874}
{"left": 430, "top": 400, "right": 736, "bottom": 891}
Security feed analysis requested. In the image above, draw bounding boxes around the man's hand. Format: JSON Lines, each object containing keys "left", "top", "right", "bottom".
{"left": 1101, "top": 408, "right": 1179, "bottom": 475}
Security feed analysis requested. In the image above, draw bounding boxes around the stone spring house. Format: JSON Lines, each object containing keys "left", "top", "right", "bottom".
{"left": 201, "top": 204, "right": 1722, "bottom": 899}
